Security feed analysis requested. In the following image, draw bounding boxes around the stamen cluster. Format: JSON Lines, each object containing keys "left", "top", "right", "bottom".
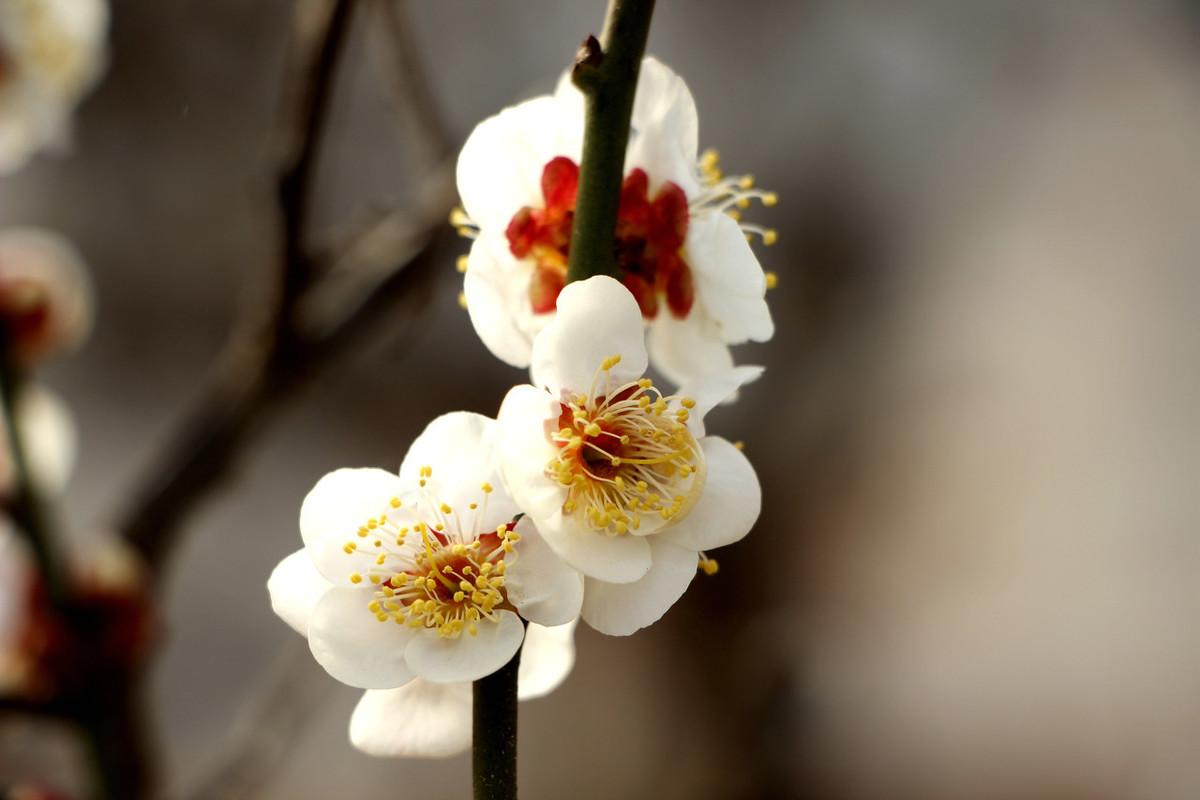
{"left": 340, "top": 470, "right": 521, "bottom": 640}
{"left": 546, "top": 355, "right": 703, "bottom": 537}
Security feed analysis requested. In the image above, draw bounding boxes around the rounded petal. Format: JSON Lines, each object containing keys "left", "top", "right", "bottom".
{"left": 267, "top": 550, "right": 332, "bottom": 636}
{"left": 517, "top": 620, "right": 576, "bottom": 701}
{"left": 646, "top": 309, "right": 734, "bottom": 389}
{"left": 350, "top": 681, "right": 472, "bottom": 758}
{"left": 457, "top": 95, "right": 569, "bottom": 231}
{"left": 624, "top": 58, "right": 701, "bottom": 196}
{"left": 581, "top": 539, "right": 698, "bottom": 636}
{"left": 398, "top": 412, "right": 519, "bottom": 533}
{"left": 537, "top": 510, "right": 652, "bottom": 584}
{"left": 504, "top": 518, "right": 583, "bottom": 626}
{"left": 463, "top": 234, "right": 537, "bottom": 369}
{"left": 530, "top": 276, "right": 648, "bottom": 395}
{"left": 662, "top": 437, "right": 760, "bottom": 552}
{"left": 496, "top": 384, "right": 567, "bottom": 527}
{"left": 405, "top": 609, "right": 525, "bottom": 684}
{"left": 686, "top": 214, "right": 774, "bottom": 343}
{"left": 299, "top": 467, "right": 407, "bottom": 583}
{"left": 308, "top": 586, "right": 416, "bottom": 689}
{"left": 674, "top": 365, "right": 764, "bottom": 436}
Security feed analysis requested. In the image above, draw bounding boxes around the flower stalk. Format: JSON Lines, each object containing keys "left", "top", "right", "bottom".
{"left": 564, "top": 0, "right": 657, "bottom": 284}
{"left": 473, "top": 638, "right": 523, "bottom": 800}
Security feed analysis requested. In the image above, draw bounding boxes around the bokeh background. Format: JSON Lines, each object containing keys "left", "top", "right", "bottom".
{"left": 3, "top": 0, "right": 1199, "bottom": 797}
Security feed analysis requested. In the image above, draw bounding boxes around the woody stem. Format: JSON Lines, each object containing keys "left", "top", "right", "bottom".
{"left": 564, "top": 0, "right": 657, "bottom": 283}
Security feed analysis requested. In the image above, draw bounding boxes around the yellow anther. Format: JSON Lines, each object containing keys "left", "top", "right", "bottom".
{"left": 454, "top": 591, "right": 466, "bottom": 602}
{"left": 421, "top": 466, "right": 433, "bottom": 477}
{"left": 390, "top": 497, "right": 402, "bottom": 508}
{"left": 681, "top": 398, "right": 696, "bottom": 409}
{"left": 368, "top": 600, "right": 381, "bottom": 613}
{"left": 468, "top": 502, "right": 478, "bottom": 510}
{"left": 733, "top": 440, "right": 745, "bottom": 451}
{"left": 481, "top": 482, "right": 493, "bottom": 494}
{"left": 738, "top": 175, "right": 755, "bottom": 190}
{"left": 763, "top": 229, "right": 778, "bottom": 246}
{"left": 676, "top": 408, "right": 690, "bottom": 423}
{"left": 357, "top": 527, "right": 368, "bottom": 538}
{"left": 765, "top": 271, "right": 778, "bottom": 290}
{"left": 350, "top": 572, "right": 363, "bottom": 584}
{"left": 699, "top": 558, "right": 720, "bottom": 576}
{"left": 449, "top": 207, "right": 470, "bottom": 226}
{"left": 736, "top": 197, "right": 750, "bottom": 209}
{"left": 762, "top": 191, "right": 778, "bottom": 207}
{"left": 370, "top": 574, "right": 381, "bottom": 584}
{"left": 457, "top": 291, "right": 468, "bottom": 310}
{"left": 456, "top": 255, "right": 469, "bottom": 273}
{"left": 343, "top": 542, "right": 357, "bottom": 554}
{"left": 440, "top": 503, "right": 453, "bottom": 515}
{"left": 638, "top": 378, "right": 653, "bottom": 389}
{"left": 601, "top": 354, "right": 622, "bottom": 370}
{"left": 368, "top": 518, "right": 378, "bottom": 529}
{"left": 585, "top": 422, "right": 601, "bottom": 437}
{"left": 376, "top": 554, "right": 386, "bottom": 565}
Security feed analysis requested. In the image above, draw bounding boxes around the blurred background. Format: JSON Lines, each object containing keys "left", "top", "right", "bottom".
{"left": 2, "top": 0, "right": 1199, "bottom": 797}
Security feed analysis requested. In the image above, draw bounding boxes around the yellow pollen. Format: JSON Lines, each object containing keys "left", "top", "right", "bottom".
{"left": 481, "top": 482, "right": 493, "bottom": 494}
{"left": 762, "top": 191, "right": 778, "bottom": 207}
{"left": 456, "top": 255, "right": 469, "bottom": 273}
{"left": 765, "top": 271, "right": 778, "bottom": 290}
{"left": 350, "top": 572, "right": 363, "bottom": 584}
{"left": 457, "top": 292, "right": 468, "bottom": 309}
{"left": 763, "top": 229, "right": 778, "bottom": 246}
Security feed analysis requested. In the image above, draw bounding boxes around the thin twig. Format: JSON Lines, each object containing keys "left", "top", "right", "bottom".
{"left": 369, "top": 0, "right": 453, "bottom": 163}
{"left": 472, "top": 640, "right": 523, "bottom": 800}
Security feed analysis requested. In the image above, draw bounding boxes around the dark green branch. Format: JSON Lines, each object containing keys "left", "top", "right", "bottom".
{"left": 473, "top": 639, "right": 523, "bottom": 800}
{"left": 565, "top": 0, "right": 657, "bottom": 283}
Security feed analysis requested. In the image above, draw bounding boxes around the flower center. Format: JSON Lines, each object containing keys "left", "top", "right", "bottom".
{"left": 340, "top": 471, "right": 519, "bottom": 639}
{"left": 505, "top": 157, "right": 695, "bottom": 320}
{"left": 545, "top": 355, "right": 705, "bottom": 537}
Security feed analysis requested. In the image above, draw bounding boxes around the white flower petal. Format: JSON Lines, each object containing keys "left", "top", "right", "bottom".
{"left": 398, "top": 412, "right": 519, "bottom": 533}
{"left": 267, "top": 550, "right": 332, "bottom": 636}
{"left": 457, "top": 95, "right": 572, "bottom": 231}
{"left": 646, "top": 309, "right": 734, "bottom": 389}
{"left": 625, "top": 57, "right": 701, "bottom": 196}
{"left": 496, "top": 384, "right": 568, "bottom": 526}
{"left": 687, "top": 214, "right": 774, "bottom": 343}
{"left": 405, "top": 609, "right": 525, "bottom": 684}
{"left": 517, "top": 620, "right": 576, "bottom": 701}
{"left": 504, "top": 518, "right": 583, "bottom": 626}
{"left": 530, "top": 276, "right": 648, "bottom": 395}
{"left": 537, "top": 510, "right": 652, "bottom": 584}
{"left": 307, "top": 586, "right": 416, "bottom": 689}
{"left": 581, "top": 539, "right": 698, "bottom": 636}
{"left": 674, "top": 365, "right": 764, "bottom": 437}
{"left": 299, "top": 467, "right": 408, "bottom": 583}
{"left": 350, "top": 681, "right": 473, "bottom": 759}
{"left": 662, "top": 437, "right": 760, "bottom": 552}
{"left": 463, "top": 234, "right": 537, "bottom": 369}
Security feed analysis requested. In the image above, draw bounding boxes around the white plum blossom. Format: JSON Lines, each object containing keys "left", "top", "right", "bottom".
{"left": 455, "top": 57, "right": 776, "bottom": 386}
{"left": 267, "top": 412, "right": 583, "bottom": 696}
{"left": 348, "top": 620, "right": 575, "bottom": 758}
{"left": 0, "top": 0, "right": 108, "bottom": 173}
{"left": 0, "top": 227, "right": 93, "bottom": 365}
{"left": 496, "top": 276, "right": 762, "bottom": 635}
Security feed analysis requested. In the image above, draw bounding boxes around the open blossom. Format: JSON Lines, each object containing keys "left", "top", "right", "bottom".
{"left": 0, "top": 0, "right": 108, "bottom": 173}
{"left": 0, "top": 228, "right": 93, "bottom": 365}
{"left": 496, "top": 276, "right": 762, "bottom": 635}
{"left": 267, "top": 412, "right": 582, "bottom": 695}
{"left": 455, "top": 57, "right": 776, "bottom": 386}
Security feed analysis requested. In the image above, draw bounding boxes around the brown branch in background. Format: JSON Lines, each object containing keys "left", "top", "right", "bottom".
{"left": 370, "top": 0, "right": 453, "bottom": 163}
{"left": 117, "top": 0, "right": 454, "bottom": 577}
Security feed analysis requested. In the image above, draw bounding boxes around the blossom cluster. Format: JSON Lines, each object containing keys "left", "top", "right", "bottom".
{"left": 269, "top": 58, "right": 774, "bottom": 758}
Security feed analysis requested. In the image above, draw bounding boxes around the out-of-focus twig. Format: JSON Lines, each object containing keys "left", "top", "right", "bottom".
{"left": 369, "top": 0, "right": 453, "bottom": 163}
{"left": 182, "top": 640, "right": 336, "bottom": 800}
{"left": 116, "top": 0, "right": 454, "bottom": 577}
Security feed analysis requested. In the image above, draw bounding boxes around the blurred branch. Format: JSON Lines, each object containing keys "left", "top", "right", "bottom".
{"left": 116, "top": 0, "right": 454, "bottom": 577}
{"left": 183, "top": 641, "right": 335, "bottom": 800}
{"left": 369, "top": 0, "right": 453, "bottom": 163}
